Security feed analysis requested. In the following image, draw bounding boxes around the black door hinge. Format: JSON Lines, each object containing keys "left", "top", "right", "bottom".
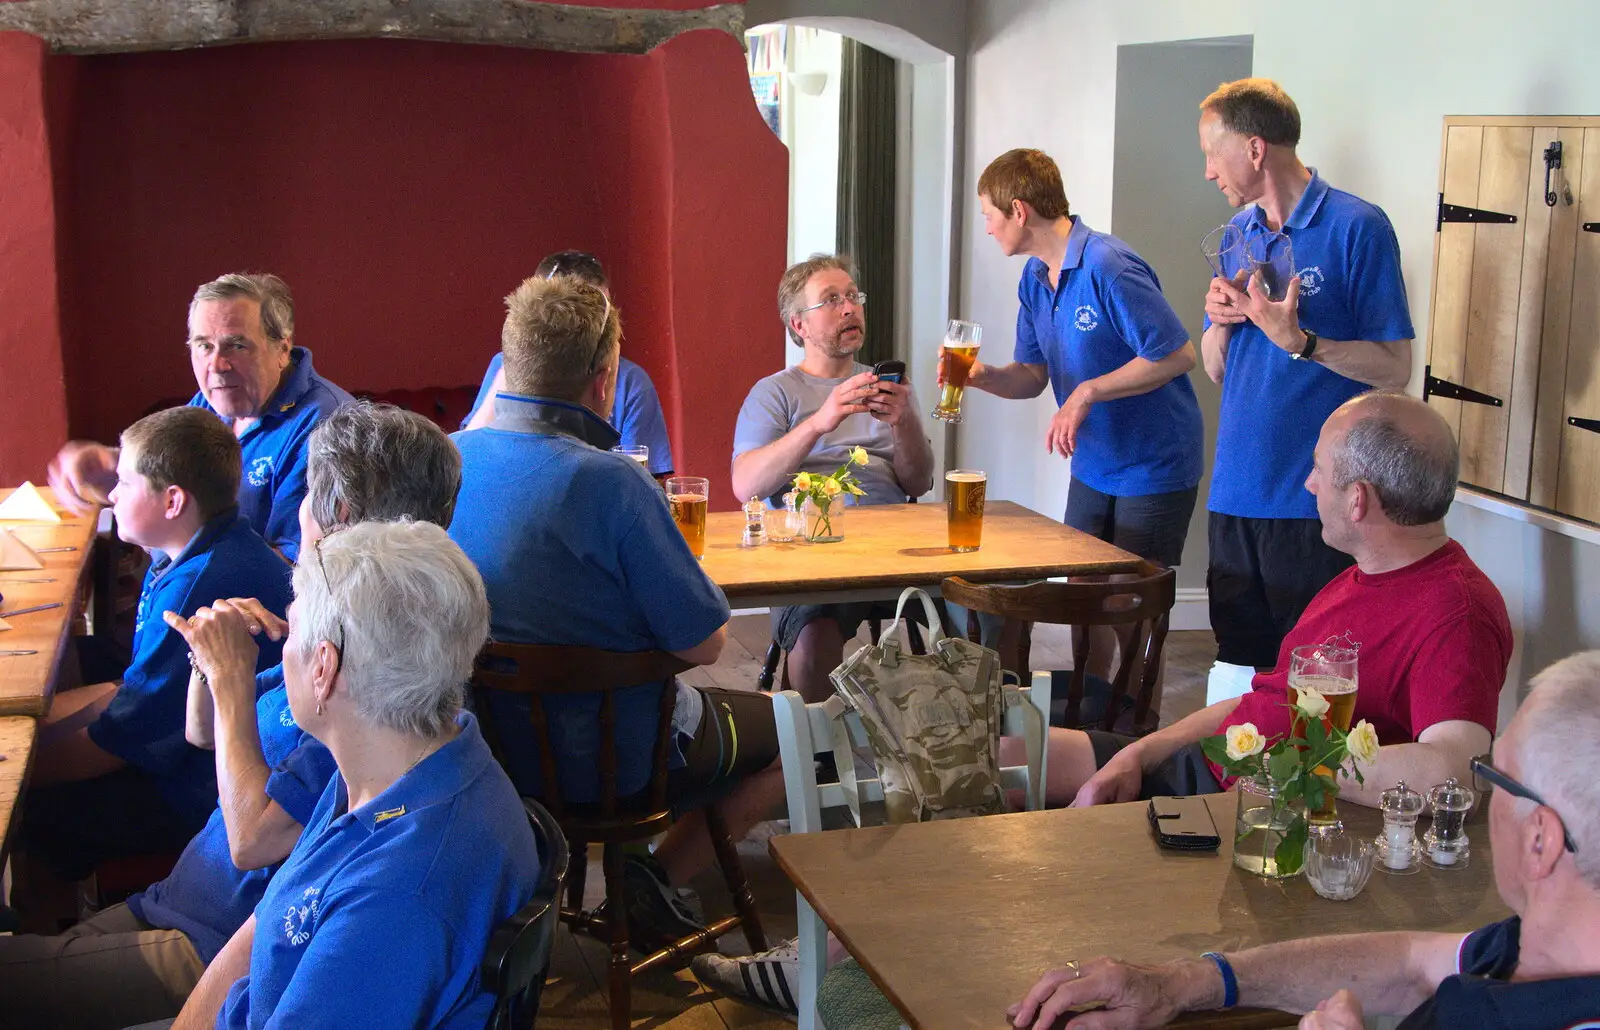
{"left": 1423, "top": 366, "right": 1503, "bottom": 407}
{"left": 1437, "top": 193, "right": 1518, "bottom": 231}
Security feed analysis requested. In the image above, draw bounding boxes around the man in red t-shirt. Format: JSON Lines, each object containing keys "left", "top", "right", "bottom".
{"left": 1024, "top": 391, "right": 1512, "bottom": 808}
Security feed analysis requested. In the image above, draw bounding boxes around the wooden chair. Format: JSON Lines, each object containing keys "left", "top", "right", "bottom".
{"left": 482, "top": 797, "right": 571, "bottom": 1030}
{"left": 769, "top": 675, "right": 1051, "bottom": 1030}
{"left": 941, "top": 562, "right": 1177, "bottom": 736}
{"left": 471, "top": 643, "right": 767, "bottom": 1030}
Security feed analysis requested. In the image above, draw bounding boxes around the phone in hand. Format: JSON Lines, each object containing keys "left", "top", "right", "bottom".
{"left": 872, "top": 360, "right": 906, "bottom": 385}
{"left": 1147, "top": 796, "right": 1222, "bottom": 852}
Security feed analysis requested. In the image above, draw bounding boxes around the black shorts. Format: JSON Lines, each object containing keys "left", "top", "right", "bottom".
{"left": 21, "top": 768, "right": 203, "bottom": 881}
{"left": 1063, "top": 478, "right": 1199, "bottom": 568}
{"left": 1086, "top": 733, "right": 1221, "bottom": 799}
{"left": 1206, "top": 513, "right": 1354, "bottom": 669}
{"left": 770, "top": 599, "right": 930, "bottom": 652}
{"left": 668, "top": 687, "right": 780, "bottom": 815}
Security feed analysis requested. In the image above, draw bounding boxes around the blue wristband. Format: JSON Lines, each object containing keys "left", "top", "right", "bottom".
{"left": 1201, "top": 952, "right": 1238, "bottom": 1009}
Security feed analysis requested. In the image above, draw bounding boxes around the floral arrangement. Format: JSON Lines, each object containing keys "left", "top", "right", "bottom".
{"left": 792, "top": 446, "right": 869, "bottom": 542}
{"left": 1201, "top": 686, "right": 1381, "bottom": 874}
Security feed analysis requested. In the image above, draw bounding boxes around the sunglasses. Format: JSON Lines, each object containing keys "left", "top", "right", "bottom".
{"left": 1471, "top": 754, "right": 1578, "bottom": 854}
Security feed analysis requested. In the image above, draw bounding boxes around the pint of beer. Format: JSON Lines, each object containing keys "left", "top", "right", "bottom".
{"left": 932, "top": 319, "right": 983, "bottom": 424}
{"left": 666, "top": 476, "right": 710, "bottom": 559}
{"left": 946, "top": 470, "right": 987, "bottom": 552}
{"left": 1288, "top": 642, "right": 1359, "bottom": 827}
{"left": 614, "top": 445, "right": 650, "bottom": 468}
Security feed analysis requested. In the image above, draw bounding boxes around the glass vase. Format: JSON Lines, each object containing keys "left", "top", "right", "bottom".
{"left": 1233, "top": 774, "right": 1307, "bottom": 879}
{"left": 804, "top": 497, "right": 845, "bottom": 543}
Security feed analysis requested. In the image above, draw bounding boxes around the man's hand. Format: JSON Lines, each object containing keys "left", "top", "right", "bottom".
{"left": 46, "top": 440, "right": 117, "bottom": 513}
{"left": 865, "top": 379, "right": 913, "bottom": 426}
{"left": 1047, "top": 383, "right": 1096, "bottom": 458}
{"left": 1203, "top": 273, "right": 1249, "bottom": 327}
{"left": 1008, "top": 957, "right": 1210, "bottom": 1030}
{"left": 1298, "top": 989, "right": 1365, "bottom": 1030}
{"left": 808, "top": 372, "right": 877, "bottom": 435}
{"left": 1072, "top": 746, "right": 1142, "bottom": 807}
{"left": 1215, "top": 272, "right": 1304, "bottom": 353}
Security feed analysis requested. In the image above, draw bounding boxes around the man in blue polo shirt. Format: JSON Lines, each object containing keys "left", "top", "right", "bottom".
{"left": 47, "top": 272, "right": 352, "bottom": 561}
{"left": 1197, "top": 79, "right": 1413, "bottom": 684}
{"left": 969, "top": 148, "right": 1203, "bottom": 569}
{"left": 451, "top": 273, "right": 785, "bottom": 951}
{"left": 1007, "top": 650, "right": 1600, "bottom": 1030}
{"left": 461, "top": 250, "right": 676, "bottom": 477}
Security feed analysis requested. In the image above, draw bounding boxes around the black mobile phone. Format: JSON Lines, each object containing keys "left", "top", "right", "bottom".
{"left": 1147, "top": 796, "right": 1222, "bottom": 852}
{"left": 872, "top": 360, "right": 906, "bottom": 385}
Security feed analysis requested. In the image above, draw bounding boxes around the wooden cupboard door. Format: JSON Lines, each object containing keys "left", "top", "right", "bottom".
{"left": 1555, "top": 127, "right": 1600, "bottom": 523}
{"left": 1427, "top": 124, "right": 1484, "bottom": 444}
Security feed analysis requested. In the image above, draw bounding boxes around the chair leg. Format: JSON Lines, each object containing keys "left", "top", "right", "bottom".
{"left": 602, "top": 843, "right": 631, "bottom": 1030}
{"left": 705, "top": 805, "right": 767, "bottom": 953}
{"left": 564, "top": 839, "right": 590, "bottom": 919}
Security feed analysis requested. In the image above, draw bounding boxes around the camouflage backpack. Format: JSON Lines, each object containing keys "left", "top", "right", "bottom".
{"left": 829, "top": 587, "right": 1008, "bottom": 823}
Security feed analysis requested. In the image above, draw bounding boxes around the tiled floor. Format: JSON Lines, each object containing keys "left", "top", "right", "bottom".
{"left": 536, "top": 616, "right": 1218, "bottom": 1030}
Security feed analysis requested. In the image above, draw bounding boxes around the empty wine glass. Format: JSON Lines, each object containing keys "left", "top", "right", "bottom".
{"left": 1201, "top": 223, "right": 1245, "bottom": 279}
{"left": 1246, "top": 229, "right": 1296, "bottom": 302}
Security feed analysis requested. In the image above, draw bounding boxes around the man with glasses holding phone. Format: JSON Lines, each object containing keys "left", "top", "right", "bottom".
{"left": 732, "top": 255, "right": 934, "bottom": 703}
{"left": 1008, "top": 650, "right": 1600, "bottom": 1030}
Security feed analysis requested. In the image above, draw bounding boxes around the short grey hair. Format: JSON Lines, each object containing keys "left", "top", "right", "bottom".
{"left": 1330, "top": 392, "right": 1459, "bottom": 526}
{"left": 306, "top": 402, "right": 461, "bottom": 533}
{"left": 778, "top": 254, "right": 857, "bottom": 346}
{"left": 1515, "top": 652, "right": 1600, "bottom": 888}
{"left": 291, "top": 520, "right": 488, "bottom": 739}
{"left": 190, "top": 273, "right": 295, "bottom": 343}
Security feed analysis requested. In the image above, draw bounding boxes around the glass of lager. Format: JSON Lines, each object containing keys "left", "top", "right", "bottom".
{"left": 665, "top": 476, "right": 710, "bottom": 559}
{"left": 932, "top": 319, "right": 983, "bottom": 423}
{"left": 946, "top": 470, "right": 987, "bottom": 552}
{"left": 1288, "top": 640, "right": 1360, "bottom": 828}
{"left": 613, "top": 445, "right": 650, "bottom": 468}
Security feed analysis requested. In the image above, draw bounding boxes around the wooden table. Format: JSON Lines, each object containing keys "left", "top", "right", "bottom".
{"left": 0, "top": 716, "right": 38, "bottom": 861}
{"left": 0, "top": 486, "right": 100, "bottom": 716}
{"left": 771, "top": 795, "right": 1508, "bottom": 1030}
{"left": 702, "top": 501, "right": 1140, "bottom": 609}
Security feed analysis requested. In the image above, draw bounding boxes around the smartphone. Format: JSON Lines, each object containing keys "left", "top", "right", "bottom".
{"left": 872, "top": 360, "right": 906, "bottom": 385}
{"left": 1147, "top": 796, "right": 1222, "bottom": 852}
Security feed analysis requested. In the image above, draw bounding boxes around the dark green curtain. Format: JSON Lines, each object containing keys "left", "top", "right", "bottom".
{"left": 836, "top": 38, "right": 897, "bottom": 367}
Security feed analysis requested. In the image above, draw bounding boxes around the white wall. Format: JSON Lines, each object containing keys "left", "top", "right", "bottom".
{"left": 785, "top": 27, "right": 843, "bottom": 268}
{"left": 964, "top": 0, "right": 1600, "bottom": 692}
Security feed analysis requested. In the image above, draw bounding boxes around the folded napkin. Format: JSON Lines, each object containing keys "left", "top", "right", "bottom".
{"left": 0, "top": 482, "right": 62, "bottom": 524}
{"left": 0, "top": 529, "right": 44, "bottom": 571}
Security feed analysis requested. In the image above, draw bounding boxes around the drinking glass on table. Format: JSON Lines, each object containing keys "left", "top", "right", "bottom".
{"left": 945, "top": 470, "right": 987, "bottom": 552}
{"left": 1288, "top": 640, "right": 1360, "bottom": 828}
{"left": 613, "top": 445, "right": 649, "bottom": 468}
{"left": 665, "top": 476, "right": 709, "bottom": 559}
{"left": 932, "top": 319, "right": 983, "bottom": 424}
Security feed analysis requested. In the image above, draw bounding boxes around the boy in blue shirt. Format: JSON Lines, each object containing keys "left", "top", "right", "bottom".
{"left": 20, "top": 407, "right": 292, "bottom": 924}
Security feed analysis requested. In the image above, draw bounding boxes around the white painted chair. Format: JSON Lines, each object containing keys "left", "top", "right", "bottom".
{"left": 770, "top": 672, "right": 1051, "bottom": 1030}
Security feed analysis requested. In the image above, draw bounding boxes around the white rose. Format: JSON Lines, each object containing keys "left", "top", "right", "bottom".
{"left": 1293, "top": 685, "right": 1331, "bottom": 721}
{"left": 1346, "top": 719, "right": 1380, "bottom": 766}
{"left": 1225, "top": 723, "right": 1266, "bottom": 762}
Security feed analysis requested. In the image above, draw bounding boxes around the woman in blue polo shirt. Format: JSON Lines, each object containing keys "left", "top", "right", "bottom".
{"left": 176, "top": 521, "right": 540, "bottom": 1030}
{"left": 968, "top": 149, "right": 1204, "bottom": 566}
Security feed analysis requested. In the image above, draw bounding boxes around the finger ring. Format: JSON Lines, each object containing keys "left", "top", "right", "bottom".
{"left": 1065, "top": 961, "right": 1080, "bottom": 980}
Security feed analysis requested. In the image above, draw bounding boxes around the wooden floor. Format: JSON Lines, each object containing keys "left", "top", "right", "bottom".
{"left": 538, "top": 615, "right": 1218, "bottom": 1030}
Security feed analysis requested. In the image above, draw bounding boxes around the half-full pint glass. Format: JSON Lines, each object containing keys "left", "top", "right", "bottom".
{"left": 946, "top": 470, "right": 987, "bottom": 552}
{"left": 666, "top": 476, "right": 709, "bottom": 559}
{"left": 933, "top": 319, "right": 983, "bottom": 423}
{"left": 1288, "top": 641, "right": 1359, "bottom": 827}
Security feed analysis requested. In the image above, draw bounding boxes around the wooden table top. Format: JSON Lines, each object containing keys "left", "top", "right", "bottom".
{"left": 0, "top": 486, "right": 99, "bottom": 717}
{"left": 701, "top": 501, "right": 1140, "bottom": 605}
{"left": 0, "top": 716, "right": 38, "bottom": 860}
{"left": 771, "top": 794, "right": 1508, "bottom": 1030}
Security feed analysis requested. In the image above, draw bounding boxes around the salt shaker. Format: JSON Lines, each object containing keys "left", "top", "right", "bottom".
{"left": 1423, "top": 777, "right": 1475, "bottom": 869}
{"left": 1375, "top": 780, "right": 1424, "bottom": 874}
{"left": 741, "top": 495, "right": 768, "bottom": 548}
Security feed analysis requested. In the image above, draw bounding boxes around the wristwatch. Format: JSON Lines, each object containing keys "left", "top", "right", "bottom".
{"left": 1291, "top": 328, "right": 1319, "bottom": 362}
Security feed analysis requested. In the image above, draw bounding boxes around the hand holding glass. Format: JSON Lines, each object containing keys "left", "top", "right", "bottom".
{"left": 932, "top": 319, "right": 982, "bottom": 424}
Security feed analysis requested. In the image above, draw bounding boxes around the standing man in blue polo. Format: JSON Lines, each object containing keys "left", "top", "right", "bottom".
{"left": 1198, "top": 79, "right": 1413, "bottom": 684}
{"left": 48, "top": 272, "right": 352, "bottom": 561}
{"left": 967, "top": 148, "right": 1204, "bottom": 571}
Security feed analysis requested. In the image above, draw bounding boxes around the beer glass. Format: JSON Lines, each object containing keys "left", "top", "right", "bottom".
{"left": 1200, "top": 223, "right": 1244, "bottom": 279}
{"left": 613, "top": 445, "right": 649, "bottom": 468}
{"left": 1288, "top": 641, "right": 1359, "bottom": 827}
{"left": 665, "top": 476, "right": 709, "bottom": 559}
{"left": 945, "top": 470, "right": 987, "bottom": 552}
{"left": 932, "top": 319, "right": 983, "bottom": 424}
{"left": 1246, "top": 229, "right": 1296, "bottom": 302}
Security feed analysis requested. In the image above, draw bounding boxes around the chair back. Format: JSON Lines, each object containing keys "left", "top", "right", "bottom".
{"left": 941, "top": 563, "right": 1177, "bottom": 735}
{"left": 482, "top": 798, "right": 571, "bottom": 1030}
{"left": 471, "top": 643, "right": 692, "bottom": 825}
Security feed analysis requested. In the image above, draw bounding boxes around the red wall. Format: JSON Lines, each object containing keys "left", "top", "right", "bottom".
{"left": 25, "top": 28, "right": 785, "bottom": 507}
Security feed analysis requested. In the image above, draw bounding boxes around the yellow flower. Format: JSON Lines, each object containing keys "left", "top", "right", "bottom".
{"left": 845, "top": 483, "right": 866, "bottom": 497}
{"left": 794, "top": 472, "right": 813, "bottom": 491}
{"left": 1346, "top": 719, "right": 1380, "bottom": 766}
{"left": 822, "top": 478, "right": 842, "bottom": 497}
{"left": 1224, "top": 723, "right": 1266, "bottom": 762}
{"left": 1293, "top": 685, "right": 1330, "bottom": 721}
{"left": 850, "top": 446, "right": 869, "bottom": 466}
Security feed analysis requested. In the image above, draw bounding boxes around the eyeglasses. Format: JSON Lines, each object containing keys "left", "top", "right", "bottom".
{"left": 799, "top": 291, "right": 867, "bottom": 314}
{"left": 1470, "top": 754, "right": 1578, "bottom": 853}
{"left": 311, "top": 535, "right": 346, "bottom": 682}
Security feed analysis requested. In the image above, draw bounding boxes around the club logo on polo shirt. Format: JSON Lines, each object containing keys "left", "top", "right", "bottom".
{"left": 247, "top": 455, "right": 275, "bottom": 487}
{"left": 1296, "top": 266, "right": 1326, "bottom": 297}
{"left": 283, "top": 886, "right": 321, "bottom": 946}
{"left": 1072, "top": 305, "right": 1100, "bottom": 332}
{"left": 279, "top": 706, "right": 297, "bottom": 728}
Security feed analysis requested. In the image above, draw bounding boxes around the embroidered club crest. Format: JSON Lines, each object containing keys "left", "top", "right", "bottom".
{"left": 283, "top": 886, "right": 321, "bottom": 946}
{"left": 1296, "top": 266, "right": 1325, "bottom": 297}
{"left": 1073, "top": 305, "right": 1099, "bottom": 332}
{"left": 247, "top": 455, "right": 275, "bottom": 487}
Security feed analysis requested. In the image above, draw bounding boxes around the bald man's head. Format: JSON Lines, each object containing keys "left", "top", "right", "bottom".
{"left": 1327, "top": 392, "right": 1459, "bottom": 526}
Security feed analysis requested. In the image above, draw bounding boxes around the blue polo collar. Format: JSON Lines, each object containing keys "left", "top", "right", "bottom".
{"left": 1029, "top": 216, "right": 1092, "bottom": 290}
{"left": 489, "top": 393, "right": 620, "bottom": 451}
{"left": 148, "top": 507, "right": 245, "bottom": 581}
{"left": 1248, "top": 168, "right": 1330, "bottom": 232}
{"left": 335, "top": 712, "right": 495, "bottom": 832}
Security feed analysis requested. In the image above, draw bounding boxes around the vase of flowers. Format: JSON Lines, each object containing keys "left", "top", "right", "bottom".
{"left": 1201, "top": 690, "right": 1380, "bottom": 878}
{"left": 792, "top": 447, "right": 869, "bottom": 543}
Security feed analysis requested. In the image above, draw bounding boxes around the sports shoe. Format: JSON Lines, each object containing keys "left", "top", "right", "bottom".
{"left": 621, "top": 852, "right": 706, "bottom": 953}
{"left": 692, "top": 938, "right": 801, "bottom": 1018}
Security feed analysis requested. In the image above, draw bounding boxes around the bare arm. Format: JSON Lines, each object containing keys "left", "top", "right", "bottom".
{"left": 1216, "top": 274, "right": 1411, "bottom": 390}
{"left": 33, "top": 683, "right": 124, "bottom": 785}
{"left": 671, "top": 624, "right": 727, "bottom": 667}
{"left": 210, "top": 661, "right": 305, "bottom": 869}
{"left": 1336, "top": 719, "right": 1490, "bottom": 809}
{"left": 731, "top": 372, "right": 876, "bottom": 502}
{"left": 1201, "top": 324, "right": 1231, "bottom": 383}
{"left": 1046, "top": 344, "right": 1199, "bottom": 459}
{"left": 968, "top": 361, "right": 1050, "bottom": 400}
{"left": 174, "top": 914, "right": 255, "bottom": 1030}
{"left": 866, "top": 380, "right": 934, "bottom": 498}
{"left": 463, "top": 366, "right": 507, "bottom": 431}
{"left": 1070, "top": 696, "right": 1242, "bottom": 807}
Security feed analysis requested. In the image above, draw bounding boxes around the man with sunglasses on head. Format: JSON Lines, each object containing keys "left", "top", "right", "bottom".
{"left": 731, "top": 254, "right": 934, "bottom": 704}
{"left": 1008, "top": 650, "right": 1600, "bottom": 1030}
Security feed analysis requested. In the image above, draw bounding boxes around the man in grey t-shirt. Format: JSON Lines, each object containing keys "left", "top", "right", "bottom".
{"left": 731, "top": 254, "right": 934, "bottom": 702}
